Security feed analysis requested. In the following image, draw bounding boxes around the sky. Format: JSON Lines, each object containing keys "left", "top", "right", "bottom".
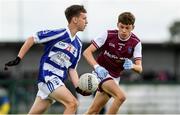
{"left": 0, "top": 0, "right": 180, "bottom": 43}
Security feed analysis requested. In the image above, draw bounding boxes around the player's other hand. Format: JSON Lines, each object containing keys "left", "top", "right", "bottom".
{"left": 75, "top": 87, "right": 92, "bottom": 96}
{"left": 4, "top": 56, "right": 21, "bottom": 70}
{"left": 94, "top": 65, "right": 109, "bottom": 80}
{"left": 123, "top": 58, "right": 133, "bottom": 70}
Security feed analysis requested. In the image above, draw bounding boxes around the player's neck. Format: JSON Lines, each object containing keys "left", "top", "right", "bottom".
{"left": 68, "top": 24, "right": 78, "bottom": 38}
{"left": 118, "top": 33, "right": 132, "bottom": 41}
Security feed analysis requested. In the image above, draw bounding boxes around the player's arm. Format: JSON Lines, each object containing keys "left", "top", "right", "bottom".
{"left": 18, "top": 36, "right": 35, "bottom": 59}
{"left": 4, "top": 36, "right": 35, "bottom": 70}
{"left": 133, "top": 59, "right": 142, "bottom": 73}
{"left": 132, "top": 42, "right": 143, "bottom": 73}
{"left": 83, "top": 31, "right": 109, "bottom": 80}
{"left": 123, "top": 58, "right": 142, "bottom": 74}
{"left": 83, "top": 31, "right": 107, "bottom": 68}
{"left": 68, "top": 68, "right": 79, "bottom": 88}
{"left": 123, "top": 42, "right": 143, "bottom": 73}
{"left": 18, "top": 29, "right": 61, "bottom": 58}
{"left": 83, "top": 44, "right": 109, "bottom": 80}
{"left": 83, "top": 44, "right": 98, "bottom": 68}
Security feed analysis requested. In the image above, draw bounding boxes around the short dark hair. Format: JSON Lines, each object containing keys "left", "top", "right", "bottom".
{"left": 65, "top": 5, "right": 87, "bottom": 23}
{"left": 118, "top": 12, "right": 135, "bottom": 25}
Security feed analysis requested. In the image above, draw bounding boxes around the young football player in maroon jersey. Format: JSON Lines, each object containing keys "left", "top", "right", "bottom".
{"left": 83, "top": 12, "right": 143, "bottom": 114}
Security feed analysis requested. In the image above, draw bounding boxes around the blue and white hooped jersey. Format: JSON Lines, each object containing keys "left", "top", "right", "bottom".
{"left": 33, "top": 28, "right": 82, "bottom": 83}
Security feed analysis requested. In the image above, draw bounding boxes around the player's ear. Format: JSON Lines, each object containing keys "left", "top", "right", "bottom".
{"left": 72, "top": 17, "right": 78, "bottom": 24}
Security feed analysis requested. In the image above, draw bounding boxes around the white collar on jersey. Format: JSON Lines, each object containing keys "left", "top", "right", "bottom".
{"left": 66, "top": 27, "right": 76, "bottom": 42}
{"left": 118, "top": 32, "right": 132, "bottom": 41}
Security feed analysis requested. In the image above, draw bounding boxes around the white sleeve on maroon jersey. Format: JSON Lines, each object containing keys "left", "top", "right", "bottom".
{"left": 133, "top": 42, "right": 142, "bottom": 60}
{"left": 92, "top": 31, "right": 108, "bottom": 48}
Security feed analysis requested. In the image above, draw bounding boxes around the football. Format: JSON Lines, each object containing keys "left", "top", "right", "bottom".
{"left": 78, "top": 73, "right": 99, "bottom": 93}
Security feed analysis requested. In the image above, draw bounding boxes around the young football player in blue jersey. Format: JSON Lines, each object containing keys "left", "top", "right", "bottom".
{"left": 83, "top": 12, "right": 143, "bottom": 114}
{"left": 4, "top": 5, "right": 90, "bottom": 114}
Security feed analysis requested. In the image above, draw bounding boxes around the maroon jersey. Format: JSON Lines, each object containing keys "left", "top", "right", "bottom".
{"left": 92, "top": 30, "right": 142, "bottom": 78}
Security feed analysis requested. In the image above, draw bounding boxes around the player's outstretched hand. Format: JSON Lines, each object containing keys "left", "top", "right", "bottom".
{"left": 75, "top": 87, "right": 92, "bottom": 96}
{"left": 123, "top": 58, "right": 133, "bottom": 70}
{"left": 95, "top": 65, "right": 109, "bottom": 80}
{"left": 4, "top": 56, "right": 21, "bottom": 70}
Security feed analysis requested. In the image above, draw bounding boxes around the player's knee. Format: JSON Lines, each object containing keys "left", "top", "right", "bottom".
{"left": 67, "top": 98, "right": 79, "bottom": 110}
{"left": 74, "top": 99, "right": 79, "bottom": 108}
{"left": 93, "top": 109, "right": 101, "bottom": 114}
{"left": 116, "top": 94, "right": 126, "bottom": 103}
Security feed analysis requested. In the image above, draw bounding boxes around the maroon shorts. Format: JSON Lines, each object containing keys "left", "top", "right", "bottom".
{"left": 97, "top": 77, "right": 113, "bottom": 97}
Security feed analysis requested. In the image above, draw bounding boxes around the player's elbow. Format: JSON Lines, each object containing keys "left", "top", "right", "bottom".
{"left": 133, "top": 66, "right": 143, "bottom": 74}
{"left": 137, "top": 67, "right": 143, "bottom": 74}
{"left": 83, "top": 49, "right": 89, "bottom": 59}
{"left": 82, "top": 50, "right": 86, "bottom": 57}
{"left": 139, "top": 69, "right": 143, "bottom": 74}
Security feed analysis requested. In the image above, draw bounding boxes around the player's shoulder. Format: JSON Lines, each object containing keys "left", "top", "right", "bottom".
{"left": 130, "top": 33, "right": 141, "bottom": 43}
{"left": 51, "top": 28, "right": 66, "bottom": 33}
{"left": 37, "top": 28, "right": 66, "bottom": 36}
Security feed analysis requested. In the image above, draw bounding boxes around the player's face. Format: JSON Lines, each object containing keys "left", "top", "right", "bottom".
{"left": 117, "top": 22, "right": 134, "bottom": 40}
{"left": 76, "top": 13, "right": 88, "bottom": 31}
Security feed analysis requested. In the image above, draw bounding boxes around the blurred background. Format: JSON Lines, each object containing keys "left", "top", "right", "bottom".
{"left": 0, "top": 0, "right": 180, "bottom": 114}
